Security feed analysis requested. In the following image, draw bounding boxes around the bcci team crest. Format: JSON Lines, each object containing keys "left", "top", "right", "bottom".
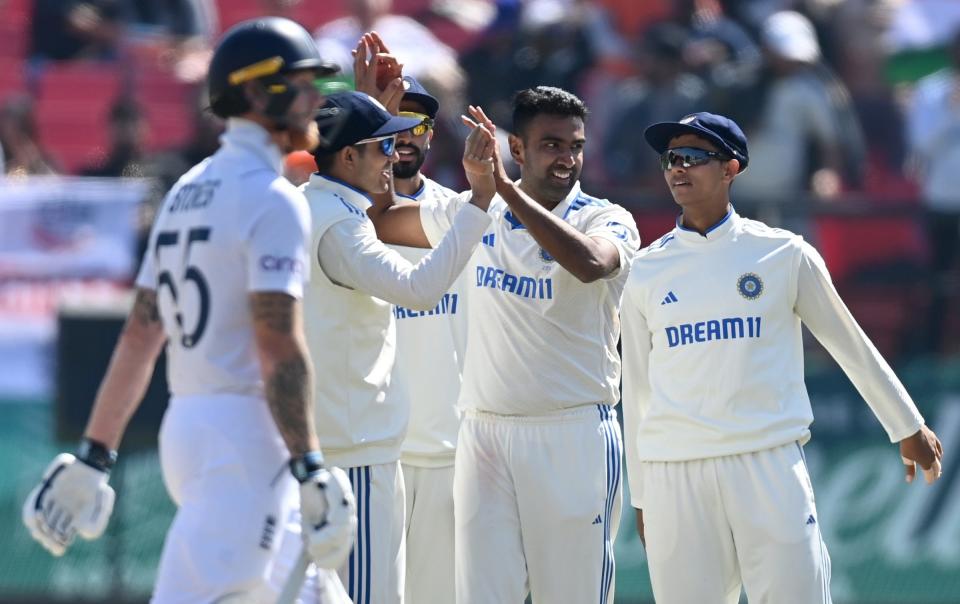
{"left": 737, "top": 273, "right": 763, "bottom": 300}
{"left": 539, "top": 247, "right": 555, "bottom": 263}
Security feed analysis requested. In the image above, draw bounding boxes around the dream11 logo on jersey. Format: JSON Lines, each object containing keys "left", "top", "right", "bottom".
{"left": 259, "top": 255, "right": 304, "bottom": 274}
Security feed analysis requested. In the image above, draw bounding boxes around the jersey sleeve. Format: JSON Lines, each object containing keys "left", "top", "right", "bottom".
{"left": 246, "top": 186, "right": 312, "bottom": 298}
{"left": 583, "top": 204, "right": 641, "bottom": 278}
{"left": 318, "top": 203, "right": 490, "bottom": 310}
{"left": 620, "top": 276, "right": 651, "bottom": 509}
{"left": 419, "top": 190, "right": 469, "bottom": 248}
{"left": 794, "top": 240, "right": 924, "bottom": 442}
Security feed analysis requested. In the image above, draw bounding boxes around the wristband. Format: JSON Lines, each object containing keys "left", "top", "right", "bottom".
{"left": 77, "top": 438, "right": 118, "bottom": 474}
{"left": 289, "top": 451, "right": 325, "bottom": 483}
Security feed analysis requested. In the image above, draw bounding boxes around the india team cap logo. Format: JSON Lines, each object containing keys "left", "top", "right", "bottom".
{"left": 737, "top": 273, "right": 763, "bottom": 299}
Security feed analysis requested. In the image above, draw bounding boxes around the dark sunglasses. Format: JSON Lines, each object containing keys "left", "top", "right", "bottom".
{"left": 398, "top": 111, "right": 435, "bottom": 136}
{"left": 356, "top": 134, "right": 397, "bottom": 156}
{"left": 659, "top": 147, "right": 729, "bottom": 170}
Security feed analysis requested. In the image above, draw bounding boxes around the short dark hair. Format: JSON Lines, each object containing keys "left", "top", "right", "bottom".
{"left": 313, "top": 150, "right": 336, "bottom": 174}
{"left": 511, "top": 86, "right": 588, "bottom": 138}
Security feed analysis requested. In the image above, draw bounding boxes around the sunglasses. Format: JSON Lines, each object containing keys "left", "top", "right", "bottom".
{"left": 660, "top": 147, "right": 729, "bottom": 170}
{"left": 355, "top": 134, "right": 397, "bottom": 156}
{"left": 398, "top": 111, "right": 435, "bottom": 136}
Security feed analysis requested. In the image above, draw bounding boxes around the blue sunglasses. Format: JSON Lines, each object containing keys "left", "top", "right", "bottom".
{"left": 356, "top": 134, "right": 397, "bottom": 156}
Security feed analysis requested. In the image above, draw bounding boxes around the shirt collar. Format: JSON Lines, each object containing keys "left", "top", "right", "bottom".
{"left": 306, "top": 173, "right": 375, "bottom": 210}
{"left": 547, "top": 180, "right": 584, "bottom": 217}
{"left": 220, "top": 118, "right": 284, "bottom": 174}
{"left": 395, "top": 177, "right": 427, "bottom": 201}
{"left": 673, "top": 205, "right": 739, "bottom": 243}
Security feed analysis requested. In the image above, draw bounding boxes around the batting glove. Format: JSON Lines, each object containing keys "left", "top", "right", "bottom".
{"left": 291, "top": 452, "right": 357, "bottom": 569}
{"left": 22, "top": 439, "right": 117, "bottom": 556}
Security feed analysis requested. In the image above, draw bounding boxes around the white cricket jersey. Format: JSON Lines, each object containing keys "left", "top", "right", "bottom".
{"left": 419, "top": 181, "right": 640, "bottom": 415}
{"left": 301, "top": 174, "right": 490, "bottom": 468}
{"left": 620, "top": 208, "right": 924, "bottom": 490}
{"left": 392, "top": 177, "right": 468, "bottom": 466}
{"left": 135, "top": 118, "right": 310, "bottom": 399}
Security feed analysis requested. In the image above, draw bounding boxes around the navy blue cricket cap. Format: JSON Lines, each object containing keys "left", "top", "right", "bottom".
{"left": 400, "top": 76, "right": 439, "bottom": 118}
{"left": 644, "top": 112, "right": 749, "bottom": 172}
{"left": 313, "top": 91, "right": 422, "bottom": 154}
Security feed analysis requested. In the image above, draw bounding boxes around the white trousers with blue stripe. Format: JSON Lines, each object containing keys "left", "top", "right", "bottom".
{"left": 640, "top": 442, "right": 832, "bottom": 604}
{"left": 336, "top": 461, "right": 406, "bottom": 604}
{"left": 454, "top": 405, "right": 622, "bottom": 604}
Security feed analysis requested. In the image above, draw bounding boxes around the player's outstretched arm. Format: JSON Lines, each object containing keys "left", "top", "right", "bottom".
{"left": 250, "top": 291, "right": 319, "bottom": 457}
{"left": 900, "top": 425, "right": 944, "bottom": 484}
{"left": 23, "top": 288, "right": 167, "bottom": 556}
{"left": 368, "top": 107, "right": 497, "bottom": 248}
{"left": 795, "top": 242, "right": 944, "bottom": 484}
{"left": 467, "top": 106, "right": 623, "bottom": 283}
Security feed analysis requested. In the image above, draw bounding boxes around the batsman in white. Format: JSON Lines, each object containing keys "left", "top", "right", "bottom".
{"left": 22, "top": 17, "right": 358, "bottom": 603}
{"left": 370, "top": 85, "right": 640, "bottom": 604}
{"left": 384, "top": 75, "right": 467, "bottom": 604}
{"left": 620, "top": 112, "right": 945, "bottom": 604}
{"left": 299, "top": 89, "right": 496, "bottom": 604}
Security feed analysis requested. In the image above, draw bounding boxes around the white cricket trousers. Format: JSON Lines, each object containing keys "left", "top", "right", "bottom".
{"left": 455, "top": 405, "right": 622, "bottom": 604}
{"left": 641, "top": 442, "right": 832, "bottom": 604}
{"left": 153, "top": 394, "right": 299, "bottom": 603}
{"left": 337, "top": 461, "right": 406, "bottom": 604}
{"left": 402, "top": 463, "right": 455, "bottom": 604}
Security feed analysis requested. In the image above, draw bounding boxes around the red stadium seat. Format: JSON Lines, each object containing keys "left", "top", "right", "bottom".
{"left": 34, "top": 63, "right": 122, "bottom": 172}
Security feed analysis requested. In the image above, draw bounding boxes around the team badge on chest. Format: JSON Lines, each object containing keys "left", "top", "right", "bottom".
{"left": 737, "top": 273, "right": 763, "bottom": 299}
{"left": 538, "top": 247, "right": 555, "bottom": 263}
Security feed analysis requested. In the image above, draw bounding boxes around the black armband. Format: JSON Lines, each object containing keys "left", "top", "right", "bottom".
{"left": 289, "top": 451, "right": 325, "bottom": 483}
{"left": 77, "top": 438, "right": 118, "bottom": 473}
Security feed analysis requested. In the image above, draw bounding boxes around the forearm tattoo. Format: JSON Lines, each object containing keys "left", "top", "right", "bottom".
{"left": 131, "top": 289, "right": 161, "bottom": 327}
{"left": 250, "top": 292, "right": 314, "bottom": 456}
{"left": 265, "top": 355, "right": 313, "bottom": 455}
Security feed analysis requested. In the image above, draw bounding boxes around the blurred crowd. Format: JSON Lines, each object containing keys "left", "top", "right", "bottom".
{"left": 2, "top": 0, "right": 960, "bottom": 359}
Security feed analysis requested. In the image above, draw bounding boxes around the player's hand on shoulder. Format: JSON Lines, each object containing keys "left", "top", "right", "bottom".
{"left": 900, "top": 424, "right": 944, "bottom": 485}
{"left": 22, "top": 442, "right": 117, "bottom": 556}
{"left": 291, "top": 453, "right": 357, "bottom": 569}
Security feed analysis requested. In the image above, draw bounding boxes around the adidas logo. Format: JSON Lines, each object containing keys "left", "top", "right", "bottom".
{"left": 592, "top": 514, "right": 602, "bottom": 526}
{"left": 482, "top": 233, "right": 496, "bottom": 247}
{"left": 805, "top": 514, "right": 816, "bottom": 526}
{"left": 660, "top": 291, "right": 678, "bottom": 305}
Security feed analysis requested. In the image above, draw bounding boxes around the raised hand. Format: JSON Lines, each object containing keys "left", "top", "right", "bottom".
{"left": 900, "top": 424, "right": 944, "bottom": 484}
{"left": 466, "top": 105, "right": 510, "bottom": 183}
{"left": 461, "top": 106, "right": 497, "bottom": 207}
{"left": 352, "top": 32, "right": 404, "bottom": 114}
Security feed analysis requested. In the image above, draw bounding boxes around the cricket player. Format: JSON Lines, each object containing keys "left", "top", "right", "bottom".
{"left": 301, "top": 90, "right": 496, "bottom": 604}
{"left": 621, "top": 112, "right": 945, "bottom": 603}
{"left": 22, "top": 17, "right": 358, "bottom": 603}
{"left": 369, "top": 86, "right": 640, "bottom": 604}
{"left": 380, "top": 75, "right": 467, "bottom": 604}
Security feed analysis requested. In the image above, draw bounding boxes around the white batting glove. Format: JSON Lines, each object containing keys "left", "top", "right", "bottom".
{"left": 22, "top": 451, "right": 116, "bottom": 556}
{"left": 291, "top": 453, "right": 357, "bottom": 569}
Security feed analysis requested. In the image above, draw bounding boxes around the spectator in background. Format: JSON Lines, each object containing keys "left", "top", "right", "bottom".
{"left": 666, "top": 0, "right": 761, "bottom": 123}
{"left": 124, "top": 0, "right": 217, "bottom": 40}
{"left": 314, "top": 0, "right": 460, "bottom": 83}
{"left": 602, "top": 22, "right": 706, "bottom": 189}
{"left": 0, "top": 94, "right": 59, "bottom": 176}
{"left": 29, "top": 0, "right": 123, "bottom": 62}
{"left": 735, "top": 10, "right": 865, "bottom": 205}
{"left": 830, "top": 1, "right": 916, "bottom": 198}
{"left": 907, "top": 26, "right": 960, "bottom": 355}
{"left": 81, "top": 97, "right": 148, "bottom": 178}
